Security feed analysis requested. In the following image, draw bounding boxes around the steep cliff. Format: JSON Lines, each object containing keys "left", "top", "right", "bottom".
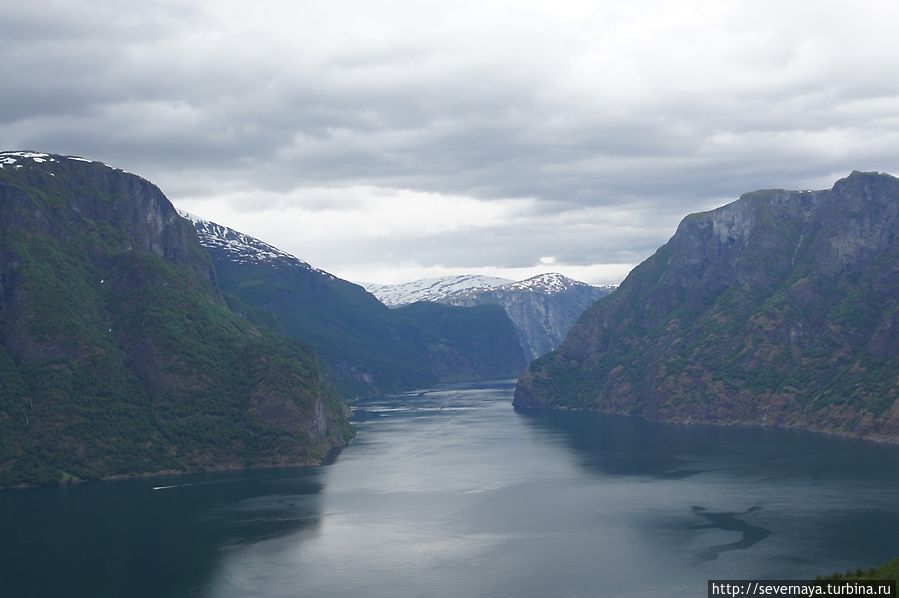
{"left": 0, "top": 152, "right": 352, "bottom": 487}
{"left": 515, "top": 172, "right": 899, "bottom": 442}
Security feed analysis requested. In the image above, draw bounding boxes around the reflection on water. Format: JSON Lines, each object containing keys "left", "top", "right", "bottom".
{"left": 515, "top": 406, "right": 899, "bottom": 484}
{"left": 3, "top": 381, "right": 899, "bottom": 598}
{"left": 0, "top": 468, "right": 326, "bottom": 597}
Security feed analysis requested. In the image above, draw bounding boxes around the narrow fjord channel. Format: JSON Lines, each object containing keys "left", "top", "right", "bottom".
{"left": 4, "top": 381, "right": 899, "bottom": 597}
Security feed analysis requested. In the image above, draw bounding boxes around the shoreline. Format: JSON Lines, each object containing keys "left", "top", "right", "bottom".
{"left": 0, "top": 444, "right": 348, "bottom": 492}
{"left": 513, "top": 403, "right": 899, "bottom": 446}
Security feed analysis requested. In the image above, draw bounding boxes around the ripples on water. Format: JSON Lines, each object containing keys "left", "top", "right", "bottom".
{"left": 3, "top": 381, "right": 899, "bottom": 597}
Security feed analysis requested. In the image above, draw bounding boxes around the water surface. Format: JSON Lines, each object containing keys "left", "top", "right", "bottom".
{"left": 3, "top": 382, "right": 899, "bottom": 597}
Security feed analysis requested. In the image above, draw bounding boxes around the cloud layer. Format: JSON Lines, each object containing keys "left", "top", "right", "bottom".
{"left": 4, "top": 0, "right": 899, "bottom": 283}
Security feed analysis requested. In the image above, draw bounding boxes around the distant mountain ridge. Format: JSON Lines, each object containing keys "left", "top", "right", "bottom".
{"left": 515, "top": 171, "right": 899, "bottom": 443}
{"left": 364, "top": 275, "right": 513, "bottom": 307}
{"left": 446, "top": 274, "right": 615, "bottom": 359}
{"left": 501, "top": 272, "right": 601, "bottom": 294}
{"left": 179, "top": 210, "right": 335, "bottom": 278}
{"left": 369, "top": 273, "right": 614, "bottom": 360}
{"left": 184, "top": 215, "right": 526, "bottom": 395}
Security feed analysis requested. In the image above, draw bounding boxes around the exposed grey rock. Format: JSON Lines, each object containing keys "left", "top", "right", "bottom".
{"left": 444, "top": 274, "right": 613, "bottom": 360}
{"left": 515, "top": 171, "right": 899, "bottom": 443}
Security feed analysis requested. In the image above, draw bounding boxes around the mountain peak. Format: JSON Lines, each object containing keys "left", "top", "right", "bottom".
{"left": 364, "top": 274, "right": 513, "bottom": 307}
{"left": 833, "top": 170, "right": 899, "bottom": 196}
{"left": 845, "top": 170, "right": 897, "bottom": 181}
{"left": 0, "top": 151, "right": 58, "bottom": 167}
{"left": 502, "top": 272, "right": 586, "bottom": 294}
{"left": 178, "top": 210, "right": 336, "bottom": 279}
{"left": 0, "top": 150, "right": 139, "bottom": 178}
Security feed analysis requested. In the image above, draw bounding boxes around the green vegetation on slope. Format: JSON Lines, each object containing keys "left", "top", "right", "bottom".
{"left": 516, "top": 172, "right": 899, "bottom": 442}
{"left": 820, "top": 557, "right": 899, "bottom": 583}
{"left": 199, "top": 222, "right": 529, "bottom": 396}
{"left": 395, "top": 301, "right": 528, "bottom": 381}
{"left": 210, "top": 255, "right": 436, "bottom": 396}
{"left": 0, "top": 155, "right": 351, "bottom": 487}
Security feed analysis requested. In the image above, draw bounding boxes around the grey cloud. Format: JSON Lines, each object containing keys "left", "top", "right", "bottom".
{"left": 282, "top": 205, "right": 678, "bottom": 273}
{"left": 4, "top": 0, "right": 899, "bottom": 281}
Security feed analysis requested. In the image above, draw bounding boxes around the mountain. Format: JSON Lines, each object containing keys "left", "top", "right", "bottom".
{"left": 515, "top": 172, "right": 899, "bottom": 443}
{"left": 443, "top": 273, "right": 614, "bottom": 360}
{"left": 394, "top": 302, "right": 528, "bottom": 381}
{"left": 182, "top": 215, "right": 526, "bottom": 394}
{"left": 181, "top": 212, "right": 436, "bottom": 395}
{"left": 369, "top": 273, "right": 613, "bottom": 360}
{"left": 0, "top": 151, "right": 352, "bottom": 487}
{"left": 364, "top": 275, "right": 513, "bottom": 307}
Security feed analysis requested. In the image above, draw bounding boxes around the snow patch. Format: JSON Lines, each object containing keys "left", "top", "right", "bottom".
{"left": 365, "top": 275, "right": 513, "bottom": 307}
{"left": 0, "top": 151, "right": 59, "bottom": 167}
{"left": 1, "top": 151, "right": 52, "bottom": 159}
{"left": 177, "top": 209, "right": 336, "bottom": 278}
{"left": 502, "top": 272, "right": 583, "bottom": 294}
{"left": 367, "top": 272, "right": 614, "bottom": 306}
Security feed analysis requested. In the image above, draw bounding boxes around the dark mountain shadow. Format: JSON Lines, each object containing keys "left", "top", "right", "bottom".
{"left": 515, "top": 407, "right": 899, "bottom": 483}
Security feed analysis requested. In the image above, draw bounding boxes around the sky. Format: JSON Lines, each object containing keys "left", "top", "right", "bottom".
{"left": 3, "top": 0, "right": 899, "bottom": 285}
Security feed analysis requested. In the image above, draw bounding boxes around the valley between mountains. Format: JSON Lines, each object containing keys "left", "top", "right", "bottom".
{"left": 1, "top": 150, "right": 897, "bottom": 487}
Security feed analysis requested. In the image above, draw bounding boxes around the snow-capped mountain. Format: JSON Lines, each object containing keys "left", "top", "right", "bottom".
{"left": 0, "top": 151, "right": 136, "bottom": 175}
{"left": 0, "top": 150, "right": 62, "bottom": 168}
{"left": 364, "top": 275, "right": 513, "bottom": 307}
{"left": 368, "top": 273, "right": 616, "bottom": 360}
{"left": 494, "top": 272, "right": 613, "bottom": 296}
{"left": 0, "top": 151, "right": 88, "bottom": 167}
{"left": 177, "top": 213, "right": 525, "bottom": 394}
{"left": 502, "top": 272, "right": 580, "bottom": 294}
{"left": 179, "top": 210, "right": 612, "bottom": 364}
{"left": 178, "top": 210, "right": 336, "bottom": 279}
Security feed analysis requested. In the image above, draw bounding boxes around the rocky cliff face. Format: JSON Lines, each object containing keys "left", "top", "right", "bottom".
{"left": 515, "top": 172, "right": 899, "bottom": 443}
{"left": 368, "top": 273, "right": 612, "bottom": 361}
{"left": 0, "top": 152, "right": 351, "bottom": 487}
{"left": 444, "top": 273, "right": 613, "bottom": 360}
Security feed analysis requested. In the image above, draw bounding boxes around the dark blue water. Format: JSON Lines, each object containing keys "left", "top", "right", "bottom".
{"left": 3, "top": 382, "right": 899, "bottom": 597}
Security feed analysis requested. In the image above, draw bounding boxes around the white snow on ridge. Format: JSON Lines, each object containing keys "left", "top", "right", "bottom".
{"left": 499, "top": 273, "right": 615, "bottom": 295}
{"left": 0, "top": 151, "right": 96, "bottom": 168}
{"left": 177, "top": 209, "right": 336, "bottom": 278}
{"left": 364, "top": 275, "right": 513, "bottom": 307}
{"left": 0, "top": 152, "right": 151, "bottom": 184}
{"left": 368, "top": 272, "right": 617, "bottom": 307}
{"left": 1, "top": 151, "right": 53, "bottom": 159}
{"left": 0, "top": 151, "right": 58, "bottom": 168}
{"left": 501, "top": 272, "right": 585, "bottom": 294}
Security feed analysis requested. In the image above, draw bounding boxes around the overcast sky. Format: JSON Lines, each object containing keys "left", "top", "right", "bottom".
{"left": 4, "top": 0, "right": 899, "bottom": 284}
